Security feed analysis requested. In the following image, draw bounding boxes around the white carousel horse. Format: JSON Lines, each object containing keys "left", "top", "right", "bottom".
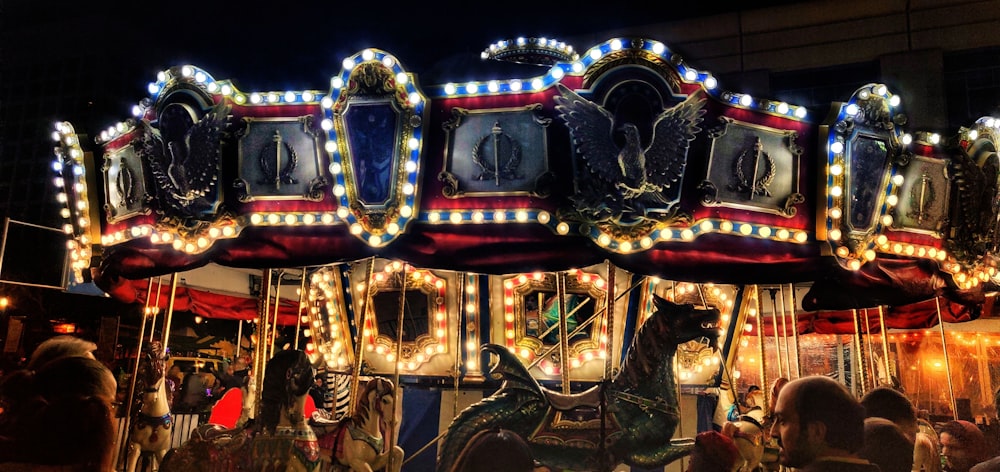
{"left": 126, "top": 341, "right": 174, "bottom": 472}
{"left": 715, "top": 383, "right": 777, "bottom": 472}
{"left": 315, "top": 377, "right": 404, "bottom": 472}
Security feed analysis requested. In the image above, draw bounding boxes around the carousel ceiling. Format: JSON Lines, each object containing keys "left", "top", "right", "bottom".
{"left": 49, "top": 36, "right": 1000, "bottom": 315}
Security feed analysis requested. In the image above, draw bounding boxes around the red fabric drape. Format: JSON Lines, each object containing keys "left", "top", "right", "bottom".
{"left": 111, "top": 278, "right": 302, "bottom": 325}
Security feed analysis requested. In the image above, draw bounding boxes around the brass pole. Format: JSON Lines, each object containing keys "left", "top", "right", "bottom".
{"left": 604, "top": 261, "right": 615, "bottom": 380}
{"left": 119, "top": 279, "right": 154, "bottom": 464}
{"left": 254, "top": 269, "right": 273, "bottom": 420}
{"left": 454, "top": 272, "right": 465, "bottom": 418}
{"left": 350, "top": 257, "right": 376, "bottom": 414}
{"left": 295, "top": 268, "right": 308, "bottom": 351}
{"left": 935, "top": 297, "right": 959, "bottom": 420}
{"left": 878, "top": 305, "right": 892, "bottom": 385}
{"left": 151, "top": 275, "right": 164, "bottom": 343}
{"left": 755, "top": 285, "right": 768, "bottom": 408}
{"left": 269, "top": 270, "right": 284, "bottom": 360}
{"left": 769, "top": 290, "right": 785, "bottom": 379}
{"left": 777, "top": 286, "right": 791, "bottom": 378}
{"left": 557, "top": 272, "right": 571, "bottom": 395}
{"left": 863, "top": 308, "right": 878, "bottom": 385}
{"left": 160, "top": 273, "right": 179, "bottom": 356}
{"left": 787, "top": 283, "right": 801, "bottom": 378}
{"left": 236, "top": 320, "right": 243, "bottom": 359}
{"left": 852, "top": 309, "right": 866, "bottom": 396}
{"left": 388, "top": 265, "right": 407, "bottom": 472}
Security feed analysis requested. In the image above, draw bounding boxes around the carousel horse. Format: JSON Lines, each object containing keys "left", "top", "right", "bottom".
{"left": 126, "top": 340, "right": 174, "bottom": 472}
{"left": 714, "top": 384, "right": 771, "bottom": 472}
{"left": 160, "top": 349, "right": 319, "bottom": 472}
{"left": 436, "top": 294, "right": 721, "bottom": 472}
{"left": 312, "top": 377, "right": 404, "bottom": 472}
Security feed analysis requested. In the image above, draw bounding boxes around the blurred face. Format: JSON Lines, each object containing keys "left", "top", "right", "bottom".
{"left": 940, "top": 432, "right": 979, "bottom": 472}
{"left": 769, "top": 383, "right": 822, "bottom": 468}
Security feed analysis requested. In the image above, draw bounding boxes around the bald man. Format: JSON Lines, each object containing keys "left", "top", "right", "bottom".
{"left": 769, "top": 375, "right": 879, "bottom": 471}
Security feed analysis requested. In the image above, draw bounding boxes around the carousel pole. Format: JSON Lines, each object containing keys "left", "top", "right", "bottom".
{"left": 754, "top": 285, "right": 769, "bottom": 407}
{"left": 557, "top": 271, "right": 571, "bottom": 395}
{"left": 787, "top": 283, "right": 801, "bottom": 378}
{"left": 236, "top": 320, "right": 243, "bottom": 359}
{"left": 254, "top": 269, "right": 274, "bottom": 420}
{"left": 769, "top": 289, "right": 785, "bottom": 379}
{"left": 150, "top": 275, "right": 164, "bottom": 343}
{"left": 268, "top": 270, "right": 284, "bottom": 360}
{"left": 935, "top": 296, "right": 959, "bottom": 420}
{"left": 350, "top": 257, "right": 376, "bottom": 414}
{"left": 878, "top": 305, "right": 892, "bottom": 385}
{"left": 118, "top": 277, "right": 156, "bottom": 467}
{"left": 160, "top": 273, "right": 180, "bottom": 358}
{"left": 603, "top": 261, "right": 615, "bottom": 380}
{"left": 851, "top": 309, "right": 867, "bottom": 396}
{"left": 454, "top": 272, "right": 466, "bottom": 418}
{"left": 777, "top": 286, "right": 792, "bottom": 378}
{"left": 863, "top": 308, "right": 879, "bottom": 385}
{"left": 388, "top": 264, "right": 407, "bottom": 472}
{"left": 601, "top": 261, "right": 615, "bottom": 472}
{"left": 295, "top": 268, "right": 308, "bottom": 351}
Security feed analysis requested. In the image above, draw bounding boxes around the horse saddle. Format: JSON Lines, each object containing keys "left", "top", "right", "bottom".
{"left": 542, "top": 384, "right": 603, "bottom": 410}
{"left": 530, "top": 384, "right": 622, "bottom": 451}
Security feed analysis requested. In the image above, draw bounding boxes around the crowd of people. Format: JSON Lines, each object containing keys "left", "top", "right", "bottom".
{"left": 11, "top": 335, "right": 1000, "bottom": 471}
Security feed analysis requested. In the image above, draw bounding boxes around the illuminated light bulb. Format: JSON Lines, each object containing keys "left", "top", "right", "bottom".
{"left": 848, "top": 259, "right": 862, "bottom": 270}
{"left": 515, "top": 210, "right": 528, "bottom": 222}
{"left": 876, "top": 234, "right": 888, "bottom": 246}
{"left": 557, "top": 222, "right": 569, "bottom": 234}
{"left": 875, "top": 84, "right": 888, "bottom": 96}
{"left": 794, "top": 232, "right": 808, "bottom": 243}
{"left": 700, "top": 220, "right": 713, "bottom": 231}
{"left": 333, "top": 185, "right": 345, "bottom": 197}
{"left": 720, "top": 221, "right": 733, "bottom": 232}
{"left": 220, "top": 84, "right": 233, "bottom": 96}
{"left": 267, "top": 213, "right": 280, "bottom": 224}
{"left": 449, "top": 212, "right": 463, "bottom": 224}
{"left": 597, "top": 234, "right": 611, "bottom": 246}
{"left": 830, "top": 164, "right": 843, "bottom": 176}
{"left": 284, "top": 214, "right": 297, "bottom": 225}
{"left": 471, "top": 211, "right": 484, "bottom": 223}
{"left": 704, "top": 76, "right": 717, "bottom": 89}
{"left": 889, "top": 95, "right": 901, "bottom": 107}
{"left": 302, "top": 91, "right": 314, "bottom": 101}
{"left": 652, "top": 42, "right": 666, "bottom": 55}
{"left": 681, "top": 229, "right": 694, "bottom": 241}
{"left": 887, "top": 194, "right": 899, "bottom": 206}
{"left": 537, "top": 211, "right": 550, "bottom": 224}
{"left": 590, "top": 49, "right": 602, "bottom": 60}
{"left": 250, "top": 93, "right": 262, "bottom": 104}
{"left": 531, "top": 78, "right": 544, "bottom": 90}
{"left": 846, "top": 104, "right": 859, "bottom": 116}
{"left": 493, "top": 211, "right": 506, "bottom": 222}
{"left": 509, "top": 80, "right": 522, "bottom": 92}
{"left": 830, "top": 207, "right": 842, "bottom": 219}
{"left": 321, "top": 119, "right": 333, "bottom": 131}
{"left": 739, "top": 224, "right": 753, "bottom": 235}
{"left": 619, "top": 241, "right": 632, "bottom": 252}
{"left": 610, "top": 39, "right": 622, "bottom": 50}
{"left": 830, "top": 142, "right": 844, "bottom": 154}
{"left": 892, "top": 174, "right": 904, "bottom": 186}
{"left": 572, "top": 62, "right": 584, "bottom": 73}
{"left": 864, "top": 249, "right": 877, "bottom": 261}
{"left": 487, "top": 80, "right": 499, "bottom": 93}
{"left": 739, "top": 94, "right": 753, "bottom": 107}
{"left": 930, "top": 133, "right": 940, "bottom": 144}
{"left": 882, "top": 215, "right": 893, "bottom": 226}
{"left": 350, "top": 223, "right": 362, "bottom": 235}
{"left": 465, "top": 83, "right": 478, "bottom": 94}
{"left": 640, "top": 236, "right": 653, "bottom": 248}
{"left": 830, "top": 186, "right": 843, "bottom": 197}
{"left": 284, "top": 91, "right": 296, "bottom": 102}
{"left": 758, "top": 226, "right": 772, "bottom": 238}
{"left": 402, "top": 183, "right": 414, "bottom": 195}
{"left": 267, "top": 93, "right": 278, "bottom": 103}
{"left": 829, "top": 229, "right": 842, "bottom": 241}
{"left": 551, "top": 68, "right": 564, "bottom": 79}
{"left": 408, "top": 92, "right": 420, "bottom": 105}
{"left": 776, "top": 102, "right": 789, "bottom": 114}
{"left": 321, "top": 96, "right": 334, "bottom": 109}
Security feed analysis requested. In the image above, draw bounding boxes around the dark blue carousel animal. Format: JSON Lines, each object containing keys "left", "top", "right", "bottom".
{"left": 436, "top": 294, "right": 721, "bottom": 472}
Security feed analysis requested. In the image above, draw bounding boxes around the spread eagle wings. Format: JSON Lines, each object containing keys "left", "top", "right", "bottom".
{"left": 554, "top": 83, "right": 706, "bottom": 200}
{"left": 139, "top": 102, "right": 230, "bottom": 210}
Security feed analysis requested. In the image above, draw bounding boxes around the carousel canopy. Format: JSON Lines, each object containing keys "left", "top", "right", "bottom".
{"left": 48, "top": 36, "right": 1000, "bottom": 324}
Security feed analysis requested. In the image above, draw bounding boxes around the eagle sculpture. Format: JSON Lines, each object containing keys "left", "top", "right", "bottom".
{"left": 137, "top": 101, "right": 230, "bottom": 218}
{"left": 554, "top": 83, "right": 705, "bottom": 224}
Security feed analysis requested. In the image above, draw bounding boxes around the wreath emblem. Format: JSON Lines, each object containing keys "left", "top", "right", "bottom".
{"left": 730, "top": 137, "right": 775, "bottom": 198}
{"left": 472, "top": 121, "right": 522, "bottom": 185}
{"left": 258, "top": 130, "right": 298, "bottom": 189}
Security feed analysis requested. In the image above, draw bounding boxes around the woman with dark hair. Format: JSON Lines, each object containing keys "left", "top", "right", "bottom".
{"left": 0, "top": 356, "right": 118, "bottom": 471}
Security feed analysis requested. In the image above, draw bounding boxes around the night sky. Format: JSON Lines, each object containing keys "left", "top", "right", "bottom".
{"left": 3, "top": 0, "right": 810, "bottom": 92}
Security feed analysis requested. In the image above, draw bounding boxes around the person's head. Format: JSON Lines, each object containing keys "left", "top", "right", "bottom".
{"left": 859, "top": 417, "right": 914, "bottom": 472}
{"left": 861, "top": 386, "right": 919, "bottom": 440}
{"left": 939, "top": 420, "right": 989, "bottom": 472}
{"left": 451, "top": 429, "right": 535, "bottom": 472}
{"left": 168, "top": 364, "right": 181, "bottom": 376}
{"left": 0, "top": 356, "right": 117, "bottom": 470}
{"left": 769, "top": 375, "right": 865, "bottom": 468}
{"left": 686, "top": 430, "right": 740, "bottom": 472}
{"left": 745, "top": 385, "right": 764, "bottom": 409}
{"left": 26, "top": 335, "right": 97, "bottom": 370}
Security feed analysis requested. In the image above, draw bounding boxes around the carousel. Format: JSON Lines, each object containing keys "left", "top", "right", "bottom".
{"left": 48, "top": 33, "right": 1000, "bottom": 471}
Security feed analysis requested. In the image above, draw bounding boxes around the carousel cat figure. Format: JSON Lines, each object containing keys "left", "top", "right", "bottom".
{"left": 126, "top": 340, "right": 174, "bottom": 472}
